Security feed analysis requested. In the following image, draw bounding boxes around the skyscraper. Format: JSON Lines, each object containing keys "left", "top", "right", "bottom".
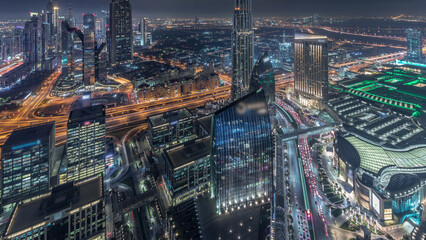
{"left": 1, "top": 122, "right": 55, "bottom": 207}
{"left": 109, "top": 0, "right": 133, "bottom": 64}
{"left": 294, "top": 34, "right": 328, "bottom": 106}
{"left": 231, "top": 0, "right": 254, "bottom": 101}
{"left": 281, "top": 28, "right": 295, "bottom": 71}
{"left": 23, "top": 13, "right": 41, "bottom": 68}
{"left": 140, "top": 17, "right": 146, "bottom": 46}
{"left": 211, "top": 89, "right": 273, "bottom": 213}
{"left": 83, "top": 13, "right": 96, "bottom": 86}
{"left": 406, "top": 28, "right": 423, "bottom": 63}
{"left": 63, "top": 105, "right": 106, "bottom": 183}
{"left": 250, "top": 52, "right": 276, "bottom": 105}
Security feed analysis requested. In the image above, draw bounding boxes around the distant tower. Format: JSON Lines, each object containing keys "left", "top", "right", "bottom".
{"left": 140, "top": 17, "right": 145, "bottom": 46}
{"left": 231, "top": 0, "right": 254, "bottom": 101}
{"left": 67, "top": 3, "right": 74, "bottom": 27}
{"left": 294, "top": 34, "right": 329, "bottom": 106}
{"left": 109, "top": 0, "right": 133, "bottom": 64}
{"left": 83, "top": 13, "right": 96, "bottom": 86}
{"left": 405, "top": 29, "right": 423, "bottom": 63}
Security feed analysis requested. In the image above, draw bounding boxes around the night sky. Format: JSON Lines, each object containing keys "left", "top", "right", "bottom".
{"left": 1, "top": 0, "right": 425, "bottom": 20}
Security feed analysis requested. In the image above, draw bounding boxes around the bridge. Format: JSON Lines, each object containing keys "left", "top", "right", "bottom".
{"left": 279, "top": 124, "right": 336, "bottom": 141}
{"left": 114, "top": 189, "right": 159, "bottom": 221}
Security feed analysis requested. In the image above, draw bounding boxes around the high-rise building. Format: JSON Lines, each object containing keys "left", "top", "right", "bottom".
{"left": 250, "top": 52, "right": 276, "bottom": 105}
{"left": 231, "top": 0, "right": 254, "bottom": 101}
{"left": 83, "top": 13, "right": 96, "bottom": 86}
{"left": 63, "top": 105, "right": 106, "bottom": 184}
{"left": 23, "top": 13, "right": 41, "bottom": 68}
{"left": 46, "top": 0, "right": 59, "bottom": 57}
{"left": 140, "top": 17, "right": 146, "bottom": 46}
{"left": 109, "top": 0, "right": 133, "bottom": 64}
{"left": 280, "top": 28, "right": 295, "bottom": 71}
{"left": 3, "top": 176, "right": 105, "bottom": 240}
{"left": 211, "top": 89, "right": 273, "bottom": 213}
{"left": 294, "top": 34, "right": 328, "bottom": 106}
{"left": 1, "top": 122, "right": 55, "bottom": 207}
{"left": 163, "top": 136, "right": 211, "bottom": 206}
{"left": 405, "top": 28, "right": 423, "bottom": 63}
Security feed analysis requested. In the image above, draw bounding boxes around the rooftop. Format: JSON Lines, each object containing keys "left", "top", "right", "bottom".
{"left": 148, "top": 108, "right": 192, "bottom": 127}
{"left": 4, "top": 176, "right": 103, "bottom": 236}
{"left": 164, "top": 136, "right": 211, "bottom": 169}
{"left": 3, "top": 122, "right": 54, "bottom": 147}
{"left": 68, "top": 105, "right": 105, "bottom": 124}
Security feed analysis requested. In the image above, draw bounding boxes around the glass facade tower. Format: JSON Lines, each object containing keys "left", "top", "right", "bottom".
{"left": 211, "top": 89, "right": 273, "bottom": 213}
{"left": 294, "top": 34, "right": 328, "bottom": 104}
{"left": 83, "top": 13, "right": 96, "bottom": 86}
{"left": 406, "top": 28, "right": 423, "bottom": 63}
{"left": 109, "top": 0, "right": 133, "bottom": 64}
{"left": 250, "top": 51, "right": 276, "bottom": 105}
{"left": 63, "top": 105, "right": 106, "bottom": 183}
{"left": 1, "top": 122, "right": 55, "bottom": 206}
{"left": 231, "top": 0, "right": 254, "bottom": 101}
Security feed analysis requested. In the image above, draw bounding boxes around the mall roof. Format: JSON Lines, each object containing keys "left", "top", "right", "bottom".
{"left": 148, "top": 108, "right": 192, "bottom": 127}
{"left": 4, "top": 176, "right": 103, "bottom": 237}
{"left": 345, "top": 136, "right": 426, "bottom": 174}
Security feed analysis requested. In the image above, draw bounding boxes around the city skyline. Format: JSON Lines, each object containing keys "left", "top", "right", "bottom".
{"left": 0, "top": 0, "right": 425, "bottom": 239}
{"left": 0, "top": 0, "right": 425, "bottom": 20}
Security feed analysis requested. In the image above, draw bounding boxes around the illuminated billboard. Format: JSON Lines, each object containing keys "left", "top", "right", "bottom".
{"left": 372, "top": 192, "right": 381, "bottom": 215}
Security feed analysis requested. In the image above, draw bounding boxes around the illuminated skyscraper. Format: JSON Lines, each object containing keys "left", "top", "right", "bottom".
{"left": 250, "top": 52, "right": 275, "bottom": 105}
{"left": 1, "top": 122, "right": 55, "bottom": 207}
{"left": 406, "top": 28, "right": 423, "bottom": 63}
{"left": 23, "top": 13, "right": 41, "bottom": 68}
{"left": 83, "top": 13, "right": 96, "bottom": 86}
{"left": 211, "top": 89, "right": 273, "bottom": 213}
{"left": 231, "top": 0, "right": 254, "bottom": 101}
{"left": 294, "top": 34, "right": 328, "bottom": 105}
{"left": 109, "top": 0, "right": 133, "bottom": 64}
{"left": 280, "top": 28, "right": 295, "bottom": 71}
{"left": 63, "top": 105, "right": 106, "bottom": 183}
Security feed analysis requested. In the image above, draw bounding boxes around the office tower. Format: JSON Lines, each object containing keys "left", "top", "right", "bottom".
{"left": 61, "top": 18, "right": 73, "bottom": 80}
{"left": 109, "top": 0, "right": 133, "bottom": 64}
{"left": 250, "top": 52, "right": 275, "bottom": 105}
{"left": 64, "top": 105, "right": 106, "bottom": 183}
{"left": 1, "top": 122, "right": 55, "bottom": 207}
{"left": 148, "top": 108, "right": 196, "bottom": 151}
{"left": 140, "top": 17, "right": 146, "bottom": 46}
{"left": 163, "top": 136, "right": 211, "bottom": 206}
{"left": 3, "top": 176, "right": 105, "bottom": 240}
{"left": 294, "top": 34, "right": 328, "bottom": 105}
{"left": 211, "top": 89, "right": 273, "bottom": 213}
{"left": 23, "top": 13, "right": 41, "bottom": 67}
{"left": 41, "top": 22, "right": 50, "bottom": 60}
{"left": 83, "top": 13, "right": 96, "bottom": 86}
{"left": 281, "top": 28, "right": 295, "bottom": 71}
{"left": 95, "top": 42, "right": 107, "bottom": 81}
{"left": 46, "top": 0, "right": 59, "bottom": 57}
{"left": 406, "top": 28, "right": 423, "bottom": 63}
{"left": 67, "top": 3, "right": 75, "bottom": 27}
{"left": 231, "top": 0, "right": 254, "bottom": 101}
